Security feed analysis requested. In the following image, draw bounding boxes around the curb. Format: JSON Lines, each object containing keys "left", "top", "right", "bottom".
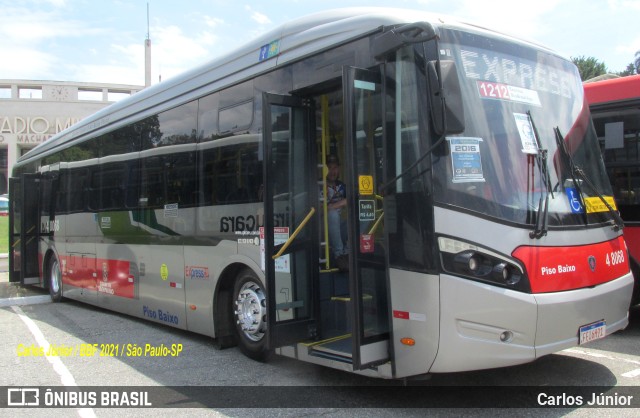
{"left": 0, "top": 295, "right": 51, "bottom": 307}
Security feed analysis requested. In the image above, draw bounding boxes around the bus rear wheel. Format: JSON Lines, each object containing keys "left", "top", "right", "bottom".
{"left": 232, "top": 269, "right": 269, "bottom": 361}
{"left": 49, "top": 256, "right": 63, "bottom": 302}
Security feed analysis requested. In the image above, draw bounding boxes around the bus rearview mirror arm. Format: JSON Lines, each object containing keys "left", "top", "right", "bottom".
{"left": 373, "top": 22, "right": 438, "bottom": 60}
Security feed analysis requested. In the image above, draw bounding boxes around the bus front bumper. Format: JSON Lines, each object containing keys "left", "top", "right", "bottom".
{"left": 428, "top": 272, "right": 633, "bottom": 373}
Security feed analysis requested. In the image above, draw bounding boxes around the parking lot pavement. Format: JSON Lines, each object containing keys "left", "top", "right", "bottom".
{"left": 0, "top": 271, "right": 51, "bottom": 307}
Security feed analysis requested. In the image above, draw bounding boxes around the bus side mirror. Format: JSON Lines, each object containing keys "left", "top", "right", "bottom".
{"left": 428, "top": 60, "right": 465, "bottom": 136}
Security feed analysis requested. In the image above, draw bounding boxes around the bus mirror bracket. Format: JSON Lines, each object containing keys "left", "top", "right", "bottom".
{"left": 373, "top": 22, "right": 438, "bottom": 60}
{"left": 428, "top": 60, "right": 465, "bottom": 136}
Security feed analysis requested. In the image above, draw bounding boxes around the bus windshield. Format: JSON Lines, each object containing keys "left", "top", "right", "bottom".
{"left": 432, "top": 29, "right": 614, "bottom": 228}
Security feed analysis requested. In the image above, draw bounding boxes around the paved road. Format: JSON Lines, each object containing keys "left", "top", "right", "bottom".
{"left": 1, "top": 272, "right": 639, "bottom": 416}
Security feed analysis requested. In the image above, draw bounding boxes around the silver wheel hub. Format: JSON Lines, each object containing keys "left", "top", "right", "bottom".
{"left": 235, "top": 281, "right": 266, "bottom": 341}
{"left": 50, "top": 260, "right": 61, "bottom": 294}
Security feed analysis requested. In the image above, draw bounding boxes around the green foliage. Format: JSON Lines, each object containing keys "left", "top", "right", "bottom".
{"left": 0, "top": 216, "right": 8, "bottom": 254}
{"left": 571, "top": 55, "right": 607, "bottom": 81}
{"left": 617, "top": 63, "right": 637, "bottom": 77}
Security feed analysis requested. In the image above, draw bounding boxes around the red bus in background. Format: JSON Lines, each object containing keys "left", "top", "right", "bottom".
{"left": 585, "top": 74, "right": 640, "bottom": 305}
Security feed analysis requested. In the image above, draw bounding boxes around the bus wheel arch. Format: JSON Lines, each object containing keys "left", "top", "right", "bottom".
{"left": 225, "top": 266, "right": 269, "bottom": 361}
{"left": 212, "top": 264, "right": 242, "bottom": 350}
{"left": 45, "top": 250, "right": 63, "bottom": 302}
{"left": 213, "top": 263, "right": 266, "bottom": 350}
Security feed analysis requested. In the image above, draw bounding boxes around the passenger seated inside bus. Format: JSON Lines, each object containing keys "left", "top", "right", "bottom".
{"left": 323, "top": 154, "right": 349, "bottom": 271}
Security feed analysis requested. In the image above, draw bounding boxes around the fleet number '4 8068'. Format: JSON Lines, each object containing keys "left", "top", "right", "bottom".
{"left": 606, "top": 250, "right": 625, "bottom": 267}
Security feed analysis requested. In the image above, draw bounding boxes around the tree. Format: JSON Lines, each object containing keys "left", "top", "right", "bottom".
{"left": 635, "top": 50, "right": 640, "bottom": 74}
{"left": 617, "top": 63, "right": 637, "bottom": 77}
{"left": 571, "top": 56, "right": 607, "bottom": 81}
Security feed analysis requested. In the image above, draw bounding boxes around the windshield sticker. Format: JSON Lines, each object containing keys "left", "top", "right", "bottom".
{"left": 584, "top": 196, "right": 617, "bottom": 213}
{"left": 448, "top": 137, "right": 485, "bottom": 183}
{"left": 476, "top": 80, "right": 541, "bottom": 106}
{"left": 565, "top": 187, "right": 584, "bottom": 214}
{"left": 513, "top": 113, "right": 538, "bottom": 154}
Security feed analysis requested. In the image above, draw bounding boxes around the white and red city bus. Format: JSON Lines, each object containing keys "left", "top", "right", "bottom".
{"left": 585, "top": 74, "right": 640, "bottom": 306}
{"left": 9, "top": 8, "right": 632, "bottom": 378}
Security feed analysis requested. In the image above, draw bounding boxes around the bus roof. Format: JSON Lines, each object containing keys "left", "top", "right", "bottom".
{"left": 17, "top": 7, "right": 560, "bottom": 167}
{"left": 584, "top": 74, "right": 640, "bottom": 105}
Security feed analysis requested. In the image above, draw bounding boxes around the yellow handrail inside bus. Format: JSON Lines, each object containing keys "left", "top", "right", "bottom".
{"left": 273, "top": 207, "right": 316, "bottom": 260}
{"left": 368, "top": 212, "right": 384, "bottom": 235}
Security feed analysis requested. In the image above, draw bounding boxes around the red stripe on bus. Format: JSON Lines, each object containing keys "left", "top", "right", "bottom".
{"left": 512, "top": 236, "right": 629, "bottom": 293}
{"left": 59, "top": 255, "right": 135, "bottom": 299}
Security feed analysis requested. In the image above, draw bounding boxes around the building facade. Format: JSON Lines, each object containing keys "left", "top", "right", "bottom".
{"left": 0, "top": 80, "right": 143, "bottom": 194}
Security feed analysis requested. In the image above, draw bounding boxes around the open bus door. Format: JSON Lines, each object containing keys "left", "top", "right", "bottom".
{"left": 303, "top": 68, "right": 390, "bottom": 371}
{"left": 262, "top": 93, "right": 319, "bottom": 348}
{"left": 9, "top": 174, "right": 42, "bottom": 285}
{"left": 343, "top": 66, "right": 390, "bottom": 370}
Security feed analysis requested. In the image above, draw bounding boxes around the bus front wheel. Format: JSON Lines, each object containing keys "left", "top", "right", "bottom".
{"left": 48, "top": 256, "right": 63, "bottom": 302}
{"left": 232, "top": 269, "right": 269, "bottom": 361}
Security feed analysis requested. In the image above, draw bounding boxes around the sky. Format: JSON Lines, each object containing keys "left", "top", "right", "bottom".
{"left": 1, "top": 0, "right": 639, "bottom": 86}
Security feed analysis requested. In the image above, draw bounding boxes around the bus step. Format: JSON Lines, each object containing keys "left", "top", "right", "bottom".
{"left": 309, "top": 336, "right": 353, "bottom": 363}
{"left": 22, "top": 277, "right": 40, "bottom": 285}
{"left": 309, "top": 349, "right": 352, "bottom": 364}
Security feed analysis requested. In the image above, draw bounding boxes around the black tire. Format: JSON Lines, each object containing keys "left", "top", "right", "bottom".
{"left": 48, "top": 255, "right": 63, "bottom": 302}
{"left": 232, "top": 269, "right": 270, "bottom": 361}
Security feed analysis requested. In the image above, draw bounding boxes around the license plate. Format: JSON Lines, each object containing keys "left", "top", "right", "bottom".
{"left": 579, "top": 320, "right": 606, "bottom": 345}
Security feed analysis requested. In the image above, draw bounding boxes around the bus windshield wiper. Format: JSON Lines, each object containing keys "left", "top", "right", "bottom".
{"left": 528, "top": 111, "right": 553, "bottom": 239}
{"left": 554, "top": 127, "right": 587, "bottom": 226}
{"left": 554, "top": 127, "right": 624, "bottom": 231}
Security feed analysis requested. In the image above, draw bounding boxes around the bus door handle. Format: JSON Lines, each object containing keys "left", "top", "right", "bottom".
{"left": 272, "top": 207, "right": 316, "bottom": 259}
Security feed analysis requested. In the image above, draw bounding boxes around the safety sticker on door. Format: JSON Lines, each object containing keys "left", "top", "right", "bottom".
{"left": 359, "top": 200, "right": 375, "bottom": 221}
{"left": 359, "top": 175, "right": 374, "bottom": 195}
{"left": 360, "top": 234, "right": 374, "bottom": 253}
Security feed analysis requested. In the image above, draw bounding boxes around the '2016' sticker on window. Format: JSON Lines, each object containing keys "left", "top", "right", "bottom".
{"left": 476, "top": 80, "right": 541, "bottom": 107}
{"left": 448, "top": 137, "right": 485, "bottom": 183}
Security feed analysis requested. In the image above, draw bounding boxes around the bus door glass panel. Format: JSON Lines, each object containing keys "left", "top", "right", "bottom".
{"left": 9, "top": 177, "right": 21, "bottom": 282}
{"left": 385, "top": 47, "right": 435, "bottom": 271}
{"left": 263, "top": 93, "right": 317, "bottom": 348}
{"left": 39, "top": 172, "right": 57, "bottom": 238}
{"left": 344, "top": 66, "right": 390, "bottom": 369}
{"left": 20, "top": 174, "right": 41, "bottom": 284}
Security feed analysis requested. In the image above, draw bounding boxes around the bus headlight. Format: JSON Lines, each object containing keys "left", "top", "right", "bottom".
{"left": 492, "top": 262, "right": 521, "bottom": 285}
{"left": 493, "top": 262, "right": 509, "bottom": 281}
{"left": 454, "top": 251, "right": 483, "bottom": 273}
{"left": 439, "top": 237, "right": 529, "bottom": 292}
